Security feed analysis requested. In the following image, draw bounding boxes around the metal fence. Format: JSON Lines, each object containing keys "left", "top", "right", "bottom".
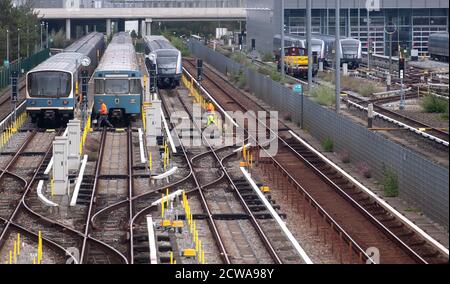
{"left": 0, "top": 49, "right": 50, "bottom": 91}
{"left": 188, "top": 39, "right": 449, "bottom": 227}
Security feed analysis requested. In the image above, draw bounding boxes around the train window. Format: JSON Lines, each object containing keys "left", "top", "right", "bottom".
{"left": 27, "top": 71, "right": 71, "bottom": 98}
{"left": 104, "top": 79, "right": 129, "bottom": 94}
{"left": 95, "top": 79, "right": 104, "bottom": 94}
{"left": 129, "top": 79, "right": 142, "bottom": 94}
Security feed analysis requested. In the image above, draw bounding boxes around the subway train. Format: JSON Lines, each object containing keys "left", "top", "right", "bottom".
{"left": 144, "top": 36, "right": 182, "bottom": 89}
{"left": 274, "top": 33, "right": 362, "bottom": 69}
{"left": 273, "top": 34, "right": 318, "bottom": 78}
{"left": 92, "top": 32, "right": 143, "bottom": 126}
{"left": 314, "top": 34, "right": 362, "bottom": 69}
{"left": 428, "top": 33, "right": 449, "bottom": 63}
{"left": 26, "top": 32, "right": 105, "bottom": 127}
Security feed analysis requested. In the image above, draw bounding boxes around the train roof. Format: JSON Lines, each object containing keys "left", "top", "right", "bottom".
{"left": 28, "top": 52, "right": 84, "bottom": 74}
{"left": 144, "top": 36, "right": 178, "bottom": 52}
{"left": 95, "top": 32, "right": 140, "bottom": 76}
{"left": 64, "top": 32, "right": 104, "bottom": 56}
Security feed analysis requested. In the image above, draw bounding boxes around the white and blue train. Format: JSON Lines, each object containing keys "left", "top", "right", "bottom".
{"left": 93, "top": 32, "right": 143, "bottom": 125}
{"left": 274, "top": 33, "right": 362, "bottom": 69}
{"left": 26, "top": 32, "right": 105, "bottom": 126}
{"left": 144, "top": 36, "right": 182, "bottom": 89}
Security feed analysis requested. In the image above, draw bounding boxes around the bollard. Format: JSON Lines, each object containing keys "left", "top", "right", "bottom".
{"left": 67, "top": 120, "right": 81, "bottom": 171}
{"left": 53, "top": 137, "right": 69, "bottom": 195}
{"left": 319, "top": 61, "right": 324, "bottom": 72}
{"left": 368, "top": 103, "right": 374, "bottom": 128}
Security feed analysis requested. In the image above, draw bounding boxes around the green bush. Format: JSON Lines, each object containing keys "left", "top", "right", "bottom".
{"left": 382, "top": 167, "right": 399, "bottom": 197}
{"left": 231, "top": 52, "right": 247, "bottom": 65}
{"left": 359, "top": 83, "right": 377, "bottom": 97}
{"left": 262, "top": 52, "right": 273, "bottom": 62}
{"left": 322, "top": 138, "right": 334, "bottom": 152}
{"left": 311, "top": 86, "right": 335, "bottom": 106}
{"left": 421, "top": 96, "right": 448, "bottom": 113}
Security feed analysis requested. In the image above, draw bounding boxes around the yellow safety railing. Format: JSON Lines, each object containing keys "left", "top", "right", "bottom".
{"left": 79, "top": 116, "right": 91, "bottom": 155}
{"left": 1, "top": 112, "right": 27, "bottom": 150}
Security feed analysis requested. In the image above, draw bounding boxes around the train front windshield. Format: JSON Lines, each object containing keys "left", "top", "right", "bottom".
{"left": 95, "top": 79, "right": 142, "bottom": 94}
{"left": 156, "top": 50, "right": 178, "bottom": 74}
{"left": 27, "top": 71, "right": 71, "bottom": 98}
{"left": 341, "top": 41, "right": 360, "bottom": 59}
{"left": 285, "top": 47, "right": 306, "bottom": 56}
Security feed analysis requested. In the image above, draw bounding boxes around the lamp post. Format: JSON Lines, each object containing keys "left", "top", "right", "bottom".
{"left": 335, "top": 0, "right": 341, "bottom": 113}
{"left": 384, "top": 21, "right": 397, "bottom": 92}
{"left": 6, "top": 29, "right": 10, "bottom": 67}
{"left": 280, "top": 0, "right": 285, "bottom": 79}
{"left": 307, "top": 0, "right": 312, "bottom": 88}
{"left": 367, "top": 8, "right": 370, "bottom": 70}
{"left": 26, "top": 25, "right": 29, "bottom": 58}
{"left": 46, "top": 22, "right": 49, "bottom": 48}
{"left": 40, "top": 22, "right": 43, "bottom": 50}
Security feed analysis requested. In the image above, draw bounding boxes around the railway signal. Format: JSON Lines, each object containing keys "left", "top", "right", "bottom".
{"left": 81, "top": 69, "right": 89, "bottom": 127}
{"left": 197, "top": 59, "right": 203, "bottom": 82}
{"left": 11, "top": 71, "right": 19, "bottom": 103}
{"left": 148, "top": 62, "right": 157, "bottom": 93}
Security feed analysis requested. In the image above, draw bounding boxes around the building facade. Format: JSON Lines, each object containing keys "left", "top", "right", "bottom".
{"left": 247, "top": 0, "right": 449, "bottom": 57}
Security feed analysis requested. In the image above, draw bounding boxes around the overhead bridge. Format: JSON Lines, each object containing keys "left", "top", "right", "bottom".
{"left": 36, "top": 8, "right": 246, "bottom": 21}
{"left": 35, "top": 7, "right": 246, "bottom": 39}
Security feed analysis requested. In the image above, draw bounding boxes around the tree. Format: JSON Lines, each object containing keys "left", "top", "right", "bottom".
{"left": 0, "top": 0, "right": 41, "bottom": 63}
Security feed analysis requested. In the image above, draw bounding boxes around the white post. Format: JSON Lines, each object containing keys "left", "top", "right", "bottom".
{"left": 67, "top": 120, "right": 81, "bottom": 171}
{"left": 141, "top": 20, "right": 147, "bottom": 37}
{"left": 343, "top": 63, "right": 348, "bottom": 76}
{"left": 53, "top": 137, "right": 69, "bottom": 195}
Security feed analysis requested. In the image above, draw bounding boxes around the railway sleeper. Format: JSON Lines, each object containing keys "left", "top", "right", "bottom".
{"left": 134, "top": 253, "right": 151, "bottom": 264}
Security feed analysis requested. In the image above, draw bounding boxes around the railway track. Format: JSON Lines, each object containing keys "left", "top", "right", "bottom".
{"left": 183, "top": 58, "right": 449, "bottom": 264}
{"left": 160, "top": 89, "right": 303, "bottom": 264}
{"left": 0, "top": 79, "right": 26, "bottom": 123}
{"left": 344, "top": 93, "right": 449, "bottom": 145}
{"left": 0, "top": 129, "right": 82, "bottom": 263}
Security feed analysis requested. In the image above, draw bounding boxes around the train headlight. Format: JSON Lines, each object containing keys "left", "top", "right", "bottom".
{"left": 47, "top": 100, "right": 52, "bottom": 106}
{"left": 130, "top": 99, "right": 136, "bottom": 104}
{"left": 63, "top": 100, "right": 69, "bottom": 105}
{"left": 30, "top": 100, "right": 36, "bottom": 105}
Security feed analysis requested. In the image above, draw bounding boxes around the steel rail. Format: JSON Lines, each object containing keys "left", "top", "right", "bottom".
{"left": 159, "top": 90, "right": 231, "bottom": 264}
{"left": 183, "top": 59, "right": 377, "bottom": 263}
{"left": 185, "top": 59, "right": 446, "bottom": 264}
{"left": 170, "top": 89, "right": 284, "bottom": 264}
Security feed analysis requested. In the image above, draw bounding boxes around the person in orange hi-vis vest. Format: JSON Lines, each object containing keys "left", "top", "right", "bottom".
{"left": 98, "top": 102, "right": 113, "bottom": 128}
{"left": 206, "top": 101, "right": 216, "bottom": 126}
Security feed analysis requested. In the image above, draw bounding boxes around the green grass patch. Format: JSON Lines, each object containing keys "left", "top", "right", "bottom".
{"left": 311, "top": 85, "right": 335, "bottom": 106}
{"left": 382, "top": 167, "right": 399, "bottom": 197}
{"left": 322, "top": 137, "right": 334, "bottom": 152}
{"left": 421, "top": 96, "right": 449, "bottom": 114}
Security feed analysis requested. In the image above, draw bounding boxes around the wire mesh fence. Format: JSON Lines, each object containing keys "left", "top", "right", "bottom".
{"left": 188, "top": 39, "right": 449, "bottom": 227}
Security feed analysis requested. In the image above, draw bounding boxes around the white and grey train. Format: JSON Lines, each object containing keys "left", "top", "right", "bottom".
{"left": 428, "top": 32, "right": 449, "bottom": 63}
{"left": 274, "top": 33, "right": 362, "bottom": 69}
{"left": 26, "top": 32, "right": 105, "bottom": 126}
{"left": 144, "top": 35, "right": 182, "bottom": 89}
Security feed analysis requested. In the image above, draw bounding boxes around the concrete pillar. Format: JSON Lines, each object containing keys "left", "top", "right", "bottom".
{"left": 66, "top": 18, "right": 71, "bottom": 40}
{"left": 85, "top": 25, "right": 89, "bottom": 35}
{"left": 67, "top": 120, "right": 81, "bottom": 171}
{"left": 145, "top": 18, "right": 152, "bottom": 36}
{"left": 146, "top": 100, "right": 162, "bottom": 147}
{"left": 53, "top": 137, "right": 69, "bottom": 195}
{"left": 106, "top": 19, "right": 111, "bottom": 37}
{"left": 141, "top": 20, "right": 147, "bottom": 38}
